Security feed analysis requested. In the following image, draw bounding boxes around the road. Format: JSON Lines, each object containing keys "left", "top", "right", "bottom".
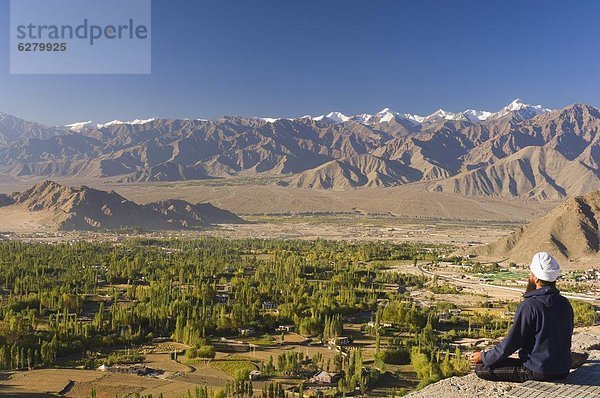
{"left": 417, "top": 265, "right": 600, "bottom": 305}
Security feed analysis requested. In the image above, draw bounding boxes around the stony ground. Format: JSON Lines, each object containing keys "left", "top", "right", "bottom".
{"left": 407, "top": 326, "right": 600, "bottom": 398}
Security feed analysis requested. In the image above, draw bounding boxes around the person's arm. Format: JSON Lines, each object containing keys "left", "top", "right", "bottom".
{"left": 482, "top": 302, "right": 532, "bottom": 368}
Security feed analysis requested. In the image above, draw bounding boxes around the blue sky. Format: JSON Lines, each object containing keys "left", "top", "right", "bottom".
{"left": 1, "top": 0, "right": 600, "bottom": 125}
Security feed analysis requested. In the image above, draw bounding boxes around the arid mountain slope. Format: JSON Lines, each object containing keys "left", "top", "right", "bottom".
{"left": 432, "top": 146, "right": 600, "bottom": 200}
{"left": 146, "top": 199, "right": 244, "bottom": 226}
{"left": 0, "top": 181, "right": 244, "bottom": 231}
{"left": 475, "top": 189, "right": 600, "bottom": 264}
{"left": 281, "top": 154, "right": 422, "bottom": 189}
{"left": 0, "top": 113, "right": 60, "bottom": 146}
{"left": 0, "top": 194, "right": 15, "bottom": 207}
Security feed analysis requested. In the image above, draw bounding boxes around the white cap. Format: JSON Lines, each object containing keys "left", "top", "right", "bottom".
{"left": 530, "top": 252, "right": 561, "bottom": 282}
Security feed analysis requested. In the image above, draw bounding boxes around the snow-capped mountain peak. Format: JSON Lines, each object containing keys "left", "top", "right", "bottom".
{"left": 505, "top": 98, "right": 528, "bottom": 111}
{"left": 403, "top": 113, "right": 425, "bottom": 123}
{"left": 60, "top": 99, "right": 554, "bottom": 133}
{"left": 425, "top": 109, "right": 457, "bottom": 121}
{"left": 311, "top": 112, "right": 350, "bottom": 123}
{"left": 325, "top": 112, "right": 351, "bottom": 123}
{"left": 377, "top": 107, "right": 394, "bottom": 115}
{"left": 98, "top": 120, "right": 124, "bottom": 128}
{"left": 493, "top": 98, "right": 551, "bottom": 120}
{"left": 96, "top": 118, "right": 157, "bottom": 129}
{"left": 64, "top": 118, "right": 156, "bottom": 130}
{"left": 260, "top": 99, "right": 553, "bottom": 127}
{"left": 376, "top": 108, "right": 399, "bottom": 123}
{"left": 352, "top": 113, "right": 374, "bottom": 123}
{"left": 64, "top": 121, "right": 95, "bottom": 132}
{"left": 462, "top": 109, "right": 493, "bottom": 122}
{"left": 259, "top": 117, "right": 280, "bottom": 123}
{"left": 374, "top": 108, "right": 425, "bottom": 125}
{"left": 129, "top": 118, "right": 157, "bottom": 125}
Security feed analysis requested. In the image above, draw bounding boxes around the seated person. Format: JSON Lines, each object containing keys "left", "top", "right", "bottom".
{"left": 470, "top": 252, "right": 574, "bottom": 382}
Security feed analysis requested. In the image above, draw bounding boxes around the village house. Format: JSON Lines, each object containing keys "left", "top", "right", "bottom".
{"left": 450, "top": 337, "right": 495, "bottom": 350}
{"left": 262, "top": 301, "right": 278, "bottom": 310}
{"left": 215, "top": 284, "right": 230, "bottom": 293}
{"left": 100, "top": 364, "right": 150, "bottom": 376}
{"left": 438, "top": 312, "right": 451, "bottom": 321}
{"left": 249, "top": 370, "right": 262, "bottom": 380}
{"left": 238, "top": 327, "right": 256, "bottom": 336}
{"left": 367, "top": 321, "right": 392, "bottom": 328}
{"left": 276, "top": 325, "right": 295, "bottom": 333}
{"left": 328, "top": 336, "right": 352, "bottom": 347}
{"left": 309, "top": 370, "right": 344, "bottom": 384}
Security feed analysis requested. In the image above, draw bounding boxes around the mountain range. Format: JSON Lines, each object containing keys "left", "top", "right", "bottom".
{"left": 0, "top": 99, "right": 597, "bottom": 200}
{"left": 0, "top": 181, "right": 244, "bottom": 231}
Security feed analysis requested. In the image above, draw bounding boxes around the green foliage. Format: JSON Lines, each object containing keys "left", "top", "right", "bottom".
{"left": 409, "top": 345, "right": 469, "bottom": 390}
{"left": 410, "top": 347, "right": 440, "bottom": 385}
{"left": 102, "top": 350, "right": 144, "bottom": 366}
{"left": 197, "top": 345, "right": 216, "bottom": 359}
{"left": 428, "top": 283, "right": 461, "bottom": 294}
{"left": 275, "top": 351, "right": 304, "bottom": 375}
{"left": 381, "top": 300, "right": 427, "bottom": 331}
{"left": 0, "top": 238, "right": 442, "bottom": 370}
{"left": 467, "top": 262, "right": 501, "bottom": 274}
{"left": 252, "top": 335, "right": 276, "bottom": 346}
{"left": 377, "top": 347, "right": 410, "bottom": 365}
{"left": 186, "top": 347, "right": 198, "bottom": 359}
{"left": 260, "top": 381, "right": 285, "bottom": 398}
{"left": 572, "top": 300, "right": 597, "bottom": 327}
{"left": 210, "top": 360, "right": 257, "bottom": 378}
{"left": 298, "top": 317, "right": 322, "bottom": 337}
{"left": 323, "top": 314, "right": 343, "bottom": 340}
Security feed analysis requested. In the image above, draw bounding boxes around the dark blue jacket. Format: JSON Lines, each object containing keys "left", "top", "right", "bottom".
{"left": 482, "top": 286, "right": 574, "bottom": 375}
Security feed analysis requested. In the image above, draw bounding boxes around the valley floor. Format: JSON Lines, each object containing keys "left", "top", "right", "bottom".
{"left": 0, "top": 213, "right": 518, "bottom": 249}
{"left": 0, "top": 179, "right": 554, "bottom": 222}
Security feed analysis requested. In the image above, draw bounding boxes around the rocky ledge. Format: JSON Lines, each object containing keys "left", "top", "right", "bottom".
{"left": 407, "top": 326, "right": 600, "bottom": 398}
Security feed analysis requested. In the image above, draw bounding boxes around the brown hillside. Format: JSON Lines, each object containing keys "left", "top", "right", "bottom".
{"left": 0, "top": 181, "right": 244, "bottom": 231}
{"left": 432, "top": 146, "right": 600, "bottom": 200}
{"left": 475, "top": 190, "right": 600, "bottom": 265}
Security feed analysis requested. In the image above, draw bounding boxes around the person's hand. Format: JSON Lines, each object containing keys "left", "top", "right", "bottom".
{"left": 470, "top": 350, "right": 483, "bottom": 365}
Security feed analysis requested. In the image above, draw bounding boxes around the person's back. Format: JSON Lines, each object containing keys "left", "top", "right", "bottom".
{"left": 471, "top": 252, "right": 574, "bottom": 382}
{"left": 513, "top": 285, "right": 573, "bottom": 376}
